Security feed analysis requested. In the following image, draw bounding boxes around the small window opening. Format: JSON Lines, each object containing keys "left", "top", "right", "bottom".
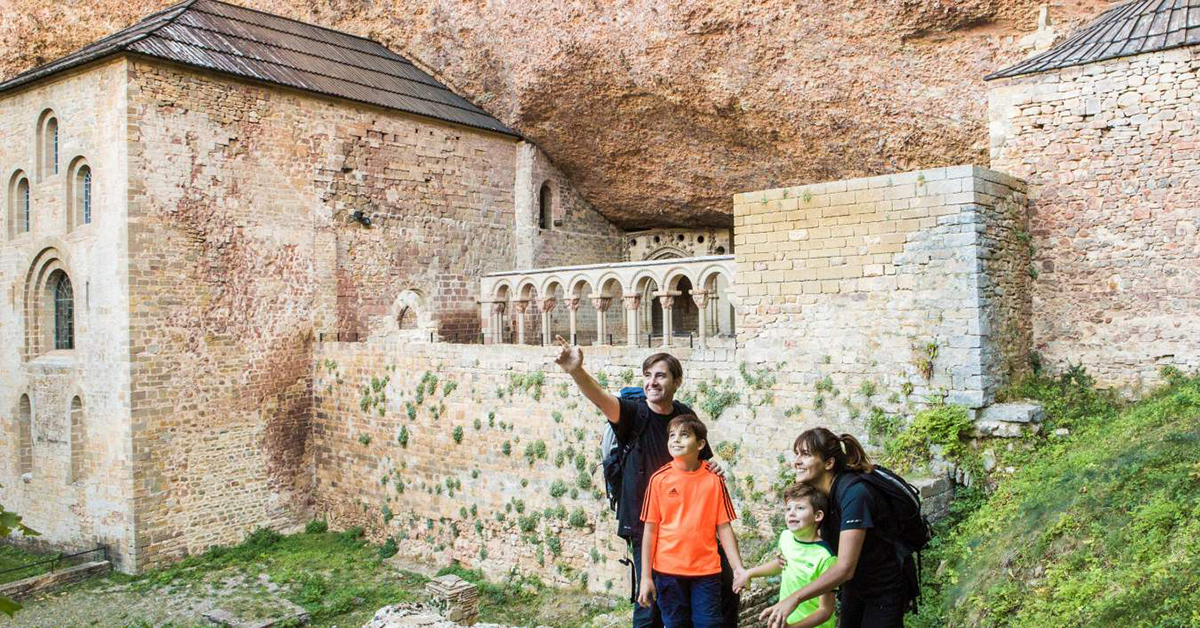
{"left": 538, "top": 182, "right": 552, "bottom": 230}
{"left": 19, "top": 177, "right": 30, "bottom": 233}
{"left": 77, "top": 166, "right": 92, "bottom": 225}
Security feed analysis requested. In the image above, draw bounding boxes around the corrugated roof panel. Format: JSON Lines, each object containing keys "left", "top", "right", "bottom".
{"left": 0, "top": 0, "right": 517, "bottom": 138}
{"left": 988, "top": 0, "right": 1200, "bottom": 80}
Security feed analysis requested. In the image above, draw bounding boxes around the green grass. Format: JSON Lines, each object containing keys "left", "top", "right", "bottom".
{"left": 131, "top": 527, "right": 425, "bottom": 627}
{"left": 0, "top": 544, "right": 63, "bottom": 585}
{"left": 913, "top": 369, "right": 1200, "bottom": 627}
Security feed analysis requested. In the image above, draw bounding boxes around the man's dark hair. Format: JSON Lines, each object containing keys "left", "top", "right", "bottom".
{"left": 642, "top": 352, "right": 683, "bottom": 380}
{"left": 783, "top": 482, "right": 829, "bottom": 518}
{"left": 666, "top": 413, "right": 707, "bottom": 445}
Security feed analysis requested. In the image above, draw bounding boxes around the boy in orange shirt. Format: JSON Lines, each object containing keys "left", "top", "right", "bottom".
{"left": 638, "top": 414, "right": 746, "bottom": 628}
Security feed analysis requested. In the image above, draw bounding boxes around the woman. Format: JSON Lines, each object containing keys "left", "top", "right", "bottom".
{"left": 760, "top": 427, "right": 910, "bottom": 628}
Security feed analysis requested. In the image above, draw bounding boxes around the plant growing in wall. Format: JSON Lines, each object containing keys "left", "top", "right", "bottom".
{"left": 452, "top": 426, "right": 464, "bottom": 444}
{"left": 358, "top": 434, "right": 371, "bottom": 446}
{"left": 397, "top": 426, "right": 409, "bottom": 448}
{"left": 549, "top": 480, "right": 568, "bottom": 498}
{"left": 443, "top": 380, "right": 458, "bottom": 396}
{"left": 697, "top": 378, "right": 740, "bottom": 421}
{"left": 568, "top": 508, "right": 589, "bottom": 529}
{"left": 502, "top": 441, "right": 512, "bottom": 456}
{"left": 914, "top": 341, "right": 939, "bottom": 380}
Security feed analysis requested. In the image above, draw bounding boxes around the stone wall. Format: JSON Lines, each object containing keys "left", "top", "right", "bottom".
{"left": 311, "top": 333, "right": 964, "bottom": 594}
{"left": 120, "top": 58, "right": 624, "bottom": 571}
{"left": 0, "top": 58, "right": 135, "bottom": 567}
{"left": 733, "top": 166, "right": 1031, "bottom": 411}
{"left": 311, "top": 340, "right": 799, "bottom": 593}
{"left": 988, "top": 47, "right": 1200, "bottom": 388}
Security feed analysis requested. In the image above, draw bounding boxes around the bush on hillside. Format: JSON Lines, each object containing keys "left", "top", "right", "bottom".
{"left": 914, "top": 369, "right": 1200, "bottom": 627}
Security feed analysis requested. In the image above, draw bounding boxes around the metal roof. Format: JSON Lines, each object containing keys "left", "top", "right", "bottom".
{"left": 987, "top": 0, "right": 1200, "bottom": 80}
{"left": 0, "top": 0, "right": 518, "bottom": 137}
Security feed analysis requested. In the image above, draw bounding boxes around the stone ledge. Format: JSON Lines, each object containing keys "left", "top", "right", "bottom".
{"left": 0, "top": 560, "right": 110, "bottom": 600}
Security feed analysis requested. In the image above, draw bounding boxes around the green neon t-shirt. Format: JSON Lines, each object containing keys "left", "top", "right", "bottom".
{"left": 778, "top": 529, "right": 837, "bottom": 627}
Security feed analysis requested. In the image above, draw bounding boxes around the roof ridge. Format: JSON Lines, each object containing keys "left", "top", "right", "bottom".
{"left": 154, "top": 18, "right": 441, "bottom": 90}
{"left": 184, "top": 2, "right": 415, "bottom": 69}
{"left": 985, "top": 0, "right": 1198, "bottom": 80}
{"left": 143, "top": 31, "right": 493, "bottom": 118}
{"left": 195, "top": 0, "right": 401, "bottom": 52}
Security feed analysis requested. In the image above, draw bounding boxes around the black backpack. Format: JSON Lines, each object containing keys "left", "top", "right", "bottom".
{"left": 601, "top": 387, "right": 647, "bottom": 512}
{"left": 835, "top": 465, "right": 932, "bottom": 610}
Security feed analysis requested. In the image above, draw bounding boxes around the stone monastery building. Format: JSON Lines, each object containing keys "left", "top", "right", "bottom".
{"left": 1, "top": 0, "right": 1196, "bottom": 578}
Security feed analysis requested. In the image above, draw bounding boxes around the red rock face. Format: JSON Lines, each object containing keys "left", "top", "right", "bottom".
{"left": 1, "top": 0, "right": 1116, "bottom": 228}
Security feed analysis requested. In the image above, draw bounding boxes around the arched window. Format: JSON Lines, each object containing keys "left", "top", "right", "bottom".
{"left": 70, "top": 396, "right": 85, "bottom": 483}
{"left": 81, "top": 167, "right": 91, "bottom": 224}
{"left": 47, "top": 118, "right": 59, "bottom": 176}
{"left": 17, "top": 394, "right": 33, "bottom": 476}
{"left": 18, "top": 177, "right": 29, "bottom": 233}
{"left": 54, "top": 273, "right": 74, "bottom": 350}
{"left": 37, "top": 110, "right": 59, "bottom": 180}
{"left": 538, "top": 182, "right": 552, "bottom": 230}
{"left": 68, "top": 159, "right": 92, "bottom": 229}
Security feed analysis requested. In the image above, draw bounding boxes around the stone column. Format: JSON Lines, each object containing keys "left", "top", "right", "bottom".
{"left": 591, "top": 297, "right": 612, "bottom": 345}
{"left": 656, "top": 292, "right": 678, "bottom": 347}
{"left": 513, "top": 300, "right": 530, "bottom": 345}
{"left": 692, "top": 290, "right": 711, "bottom": 348}
{"left": 623, "top": 295, "right": 641, "bottom": 346}
{"left": 540, "top": 297, "right": 557, "bottom": 345}
{"left": 566, "top": 298, "right": 581, "bottom": 344}
{"left": 490, "top": 301, "right": 507, "bottom": 344}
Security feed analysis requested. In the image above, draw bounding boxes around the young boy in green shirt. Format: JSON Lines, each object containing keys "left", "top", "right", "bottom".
{"left": 733, "top": 483, "right": 837, "bottom": 628}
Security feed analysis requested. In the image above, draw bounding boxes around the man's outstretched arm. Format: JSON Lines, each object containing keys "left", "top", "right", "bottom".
{"left": 553, "top": 335, "right": 621, "bottom": 424}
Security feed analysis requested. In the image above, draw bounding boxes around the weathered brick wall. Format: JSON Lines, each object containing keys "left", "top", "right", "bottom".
{"left": 0, "top": 58, "right": 135, "bottom": 568}
{"left": 988, "top": 47, "right": 1200, "bottom": 388}
{"left": 122, "top": 59, "right": 624, "bottom": 570}
{"left": 733, "top": 166, "right": 1031, "bottom": 411}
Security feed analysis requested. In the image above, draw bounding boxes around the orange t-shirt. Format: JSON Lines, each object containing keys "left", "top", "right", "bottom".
{"left": 640, "top": 459, "right": 737, "bottom": 576}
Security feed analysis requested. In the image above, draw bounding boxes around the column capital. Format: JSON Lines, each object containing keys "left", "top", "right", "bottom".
{"left": 565, "top": 297, "right": 582, "bottom": 312}
{"left": 591, "top": 297, "right": 613, "bottom": 312}
{"left": 513, "top": 299, "right": 531, "bottom": 314}
{"left": 622, "top": 295, "right": 642, "bottom": 310}
{"left": 540, "top": 297, "right": 557, "bottom": 312}
{"left": 657, "top": 293, "right": 677, "bottom": 309}
{"left": 491, "top": 301, "right": 508, "bottom": 314}
{"left": 691, "top": 289, "right": 711, "bottom": 309}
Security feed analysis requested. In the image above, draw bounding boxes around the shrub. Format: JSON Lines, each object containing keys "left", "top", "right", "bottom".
{"left": 304, "top": 519, "right": 328, "bottom": 534}
{"left": 549, "top": 479, "right": 568, "bottom": 498}
{"left": 452, "top": 426, "right": 464, "bottom": 444}
{"left": 568, "top": 508, "right": 589, "bottom": 528}
{"left": 378, "top": 536, "right": 397, "bottom": 559}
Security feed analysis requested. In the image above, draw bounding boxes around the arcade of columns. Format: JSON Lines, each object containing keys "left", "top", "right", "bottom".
{"left": 479, "top": 256, "right": 736, "bottom": 348}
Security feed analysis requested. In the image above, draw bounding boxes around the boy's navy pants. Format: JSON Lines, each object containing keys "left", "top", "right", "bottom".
{"left": 653, "top": 572, "right": 724, "bottom": 628}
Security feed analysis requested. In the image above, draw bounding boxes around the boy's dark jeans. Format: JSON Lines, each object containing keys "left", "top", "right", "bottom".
{"left": 630, "top": 538, "right": 738, "bottom": 628}
{"left": 653, "top": 572, "right": 724, "bottom": 628}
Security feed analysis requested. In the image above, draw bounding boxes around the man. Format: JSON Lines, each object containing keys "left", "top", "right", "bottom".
{"left": 554, "top": 336, "right": 737, "bottom": 628}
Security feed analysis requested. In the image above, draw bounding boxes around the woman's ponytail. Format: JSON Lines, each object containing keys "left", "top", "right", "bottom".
{"left": 839, "top": 433, "right": 873, "bottom": 474}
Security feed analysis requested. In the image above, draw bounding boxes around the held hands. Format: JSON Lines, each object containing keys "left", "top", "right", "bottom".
{"left": 637, "top": 576, "right": 656, "bottom": 608}
{"left": 553, "top": 335, "right": 583, "bottom": 374}
{"left": 731, "top": 568, "right": 751, "bottom": 594}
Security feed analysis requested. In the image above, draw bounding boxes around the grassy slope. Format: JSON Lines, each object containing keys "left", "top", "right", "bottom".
{"left": 914, "top": 371, "right": 1200, "bottom": 627}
